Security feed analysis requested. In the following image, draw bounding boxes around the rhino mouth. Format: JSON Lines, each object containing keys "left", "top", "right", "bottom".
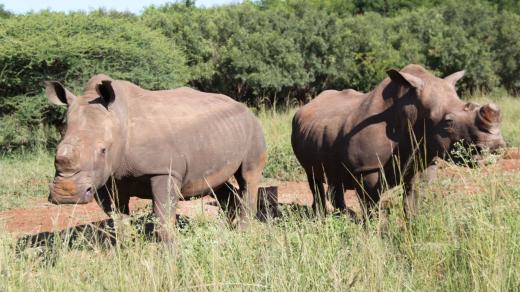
{"left": 48, "top": 182, "right": 95, "bottom": 205}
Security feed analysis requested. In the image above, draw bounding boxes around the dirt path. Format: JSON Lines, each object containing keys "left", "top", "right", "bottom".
{"left": 2, "top": 149, "right": 520, "bottom": 235}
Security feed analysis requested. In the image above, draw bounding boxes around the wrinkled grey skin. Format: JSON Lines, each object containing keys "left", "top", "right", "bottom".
{"left": 292, "top": 64, "right": 505, "bottom": 226}
{"left": 46, "top": 75, "right": 266, "bottom": 240}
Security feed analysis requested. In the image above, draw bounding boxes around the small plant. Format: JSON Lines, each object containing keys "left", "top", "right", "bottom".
{"left": 448, "top": 140, "right": 480, "bottom": 168}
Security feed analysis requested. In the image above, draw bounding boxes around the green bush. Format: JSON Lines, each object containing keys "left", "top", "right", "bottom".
{"left": 144, "top": 3, "right": 311, "bottom": 102}
{"left": 141, "top": 1, "right": 518, "bottom": 101}
{"left": 142, "top": 4, "right": 219, "bottom": 87}
{"left": 0, "top": 11, "right": 189, "bottom": 96}
{"left": 0, "top": 94, "right": 62, "bottom": 151}
{"left": 493, "top": 12, "right": 520, "bottom": 93}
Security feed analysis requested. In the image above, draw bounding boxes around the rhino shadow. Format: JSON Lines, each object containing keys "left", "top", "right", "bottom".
{"left": 14, "top": 213, "right": 192, "bottom": 259}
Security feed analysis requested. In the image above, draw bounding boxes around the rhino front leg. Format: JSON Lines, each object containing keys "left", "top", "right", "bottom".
{"left": 403, "top": 162, "right": 437, "bottom": 219}
{"left": 355, "top": 171, "right": 382, "bottom": 220}
{"left": 151, "top": 175, "right": 179, "bottom": 242}
{"left": 403, "top": 172, "right": 419, "bottom": 220}
{"left": 95, "top": 180, "right": 130, "bottom": 216}
{"left": 420, "top": 161, "right": 438, "bottom": 184}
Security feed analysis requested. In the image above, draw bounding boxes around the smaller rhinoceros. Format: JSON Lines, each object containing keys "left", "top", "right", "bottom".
{"left": 46, "top": 75, "right": 266, "bottom": 240}
{"left": 291, "top": 64, "right": 505, "bottom": 226}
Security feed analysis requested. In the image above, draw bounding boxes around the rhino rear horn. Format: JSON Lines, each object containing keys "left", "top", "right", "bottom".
{"left": 96, "top": 80, "right": 116, "bottom": 108}
{"left": 387, "top": 69, "right": 424, "bottom": 90}
{"left": 444, "top": 70, "right": 465, "bottom": 88}
{"left": 45, "top": 81, "right": 76, "bottom": 106}
{"left": 478, "top": 103, "right": 501, "bottom": 129}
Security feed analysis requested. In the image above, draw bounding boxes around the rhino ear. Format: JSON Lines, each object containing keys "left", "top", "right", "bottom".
{"left": 96, "top": 80, "right": 115, "bottom": 108}
{"left": 387, "top": 69, "right": 424, "bottom": 90}
{"left": 444, "top": 70, "right": 465, "bottom": 87}
{"left": 45, "top": 81, "right": 76, "bottom": 106}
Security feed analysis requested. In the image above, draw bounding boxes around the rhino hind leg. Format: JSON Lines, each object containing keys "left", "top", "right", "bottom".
{"left": 328, "top": 183, "right": 346, "bottom": 210}
{"left": 234, "top": 151, "right": 266, "bottom": 230}
{"left": 213, "top": 182, "right": 240, "bottom": 223}
{"left": 306, "top": 172, "right": 326, "bottom": 216}
{"left": 327, "top": 183, "right": 358, "bottom": 221}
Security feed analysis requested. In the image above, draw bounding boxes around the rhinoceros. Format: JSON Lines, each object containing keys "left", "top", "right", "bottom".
{"left": 291, "top": 64, "right": 505, "bottom": 224}
{"left": 46, "top": 75, "right": 266, "bottom": 240}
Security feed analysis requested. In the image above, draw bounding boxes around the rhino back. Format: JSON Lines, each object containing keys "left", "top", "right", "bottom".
{"left": 292, "top": 89, "right": 365, "bottom": 179}
{"left": 120, "top": 85, "right": 263, "bottom": 194}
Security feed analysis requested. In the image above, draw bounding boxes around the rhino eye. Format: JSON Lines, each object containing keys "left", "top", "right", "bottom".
{"left": 100, "top": 148, "right": 106, "bottom": 155}
{"left": 445, "top": 119, "right": 454, "bottom": 127}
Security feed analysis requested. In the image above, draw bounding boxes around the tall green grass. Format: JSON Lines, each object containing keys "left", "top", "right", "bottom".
{"left": 258, "top": 107, "right": 305, "bottom": 181}
{"left": 1, "top": 165, "right": 520, "bottom": 290}
{"left": 0, "top": 150, "right": 53, "bottom": 211}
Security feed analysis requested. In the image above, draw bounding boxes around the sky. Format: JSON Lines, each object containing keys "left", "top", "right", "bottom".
{"left": 1, "top": 0, "right": 238, "bottom": 14}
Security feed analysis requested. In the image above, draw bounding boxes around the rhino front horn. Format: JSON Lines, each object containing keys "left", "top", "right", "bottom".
{"left": 478, "top": 103, "right": 501, "bottom": 128}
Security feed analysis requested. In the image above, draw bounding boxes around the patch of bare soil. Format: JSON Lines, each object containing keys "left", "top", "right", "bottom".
{"left": 2, "top": 150, "right": 519, "bottom": 236}
{"left": 502, "top": 147, "right": 520, "bottom": 160}
{"left": 0, "top": 182, "right": 360, "bottom": 235}
{"left": 0, "top": 183, "right": 311, "bottom": 235}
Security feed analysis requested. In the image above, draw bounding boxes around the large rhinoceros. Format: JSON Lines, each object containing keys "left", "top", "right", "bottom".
{"left": 46, "top": 75, "right": 266, "bottom": 240}
{"left": 291, "top": 64, "right": 505, "bottom": 224}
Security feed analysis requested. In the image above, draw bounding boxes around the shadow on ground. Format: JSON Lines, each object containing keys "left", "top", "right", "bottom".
{"left": 14, "top": 214, "right": 196, "bottom": 255}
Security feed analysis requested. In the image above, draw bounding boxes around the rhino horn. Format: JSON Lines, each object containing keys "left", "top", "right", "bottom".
{"left": 444, "top": 70, "right": 465, "bottom": 88}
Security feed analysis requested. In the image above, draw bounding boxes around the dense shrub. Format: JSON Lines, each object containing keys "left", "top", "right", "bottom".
{"left": 142, "top": 5, "right": 219, "bottom": 88}
{"left": 0, "top": 5, "right": 11, "bottom": 18}
{"left": 0, "top": 94, "right": 62, "bottom": 151}
{"left": 0, "top": 12, "right": 189, "bottom": 97}
{"left": 144, "top": 3, "right": 311, "bottom": 101}
{"left": 141, "top": 0, "right": 519, "bottom": 101}
{"left": 493, "top": 12, "right": 520, "bottom": 93}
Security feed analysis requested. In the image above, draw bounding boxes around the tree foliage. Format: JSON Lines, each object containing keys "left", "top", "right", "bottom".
{"left": 0, "top": 12, "right": 188, "bottom": 97}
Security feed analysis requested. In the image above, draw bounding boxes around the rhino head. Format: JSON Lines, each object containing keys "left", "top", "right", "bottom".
{"left": 387, "top": 65, "right": 506, "bottom": 163}
{"left": 45, "top": 76, "right": 125, "bottom": 204}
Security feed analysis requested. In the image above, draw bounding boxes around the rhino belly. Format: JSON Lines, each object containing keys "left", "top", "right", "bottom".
{"left": 181, "top": 129, "right": 250, "bottom": 196}
{"left": 181, "top": 159, "right": 242, "bottom": 196}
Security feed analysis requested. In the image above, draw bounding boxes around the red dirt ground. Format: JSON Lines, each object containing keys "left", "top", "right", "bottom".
{"left": 0, "top": 182, "right": 323, "bottom": 235}
{"left": 1, "top": 148, "right": 519, "bottom": 235}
